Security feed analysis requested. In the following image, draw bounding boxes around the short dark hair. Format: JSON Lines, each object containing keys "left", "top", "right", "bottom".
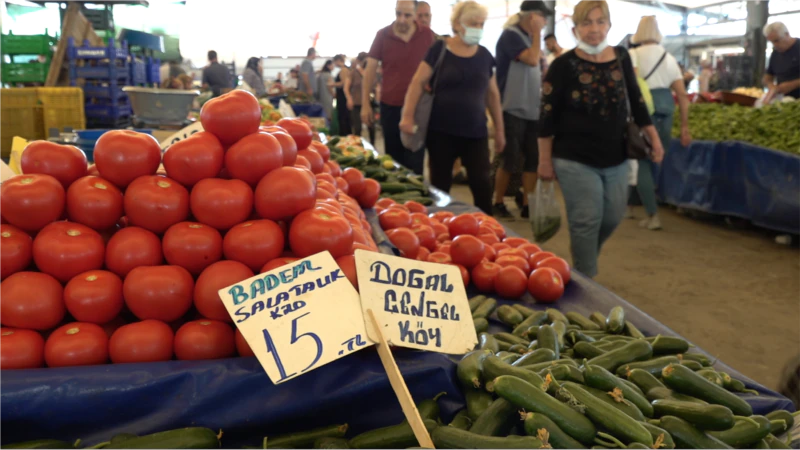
{"left": 207, "top": 50, "right": 217, "bottom": 61}
{"left": 307, "top": 47, "right": 316, "bottom": 57}
{"left": 544, "top": 33, "right": 556, "bottom": 41}
{"left": 333, "top": 54, "right": 345, "bottom": 62}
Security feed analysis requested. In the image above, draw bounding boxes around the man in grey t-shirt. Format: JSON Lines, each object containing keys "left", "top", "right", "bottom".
{"left": 298, "top": 47, "right": 317, "bottom": 97}
{"left": 202, "top": 50, "right": 232, "bottom": 98}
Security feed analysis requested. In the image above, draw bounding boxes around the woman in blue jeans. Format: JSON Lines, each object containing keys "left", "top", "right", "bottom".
{"left": 537, "top": 0, "right": 665, "bottom": 278}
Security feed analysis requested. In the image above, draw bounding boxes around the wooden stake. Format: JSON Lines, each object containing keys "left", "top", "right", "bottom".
{"left": 366, "top": 309, "right": 435, "bottom": 449}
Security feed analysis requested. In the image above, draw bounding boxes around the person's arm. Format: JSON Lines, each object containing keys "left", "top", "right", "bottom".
{"left": 516, "top": 15, "right": 543, "bottom": 66}
{"left": 777, "top": 79, "right": 800, "bottom": 95}
{"left": 361, "top": 57, "right": 379, "bottom": 125}
{"left": 537, "top": 59, "right": 565, "bottom": 180}
{"left": 486, "top": 74, "right": 505, "bottom": 153}
{"left": 621, "top": 51, "right": 663, "bottom": 162}
{"left": 327, "top": 75, "right": 335, "bottom": 96}
{"left": 302, "top": 71, "right": 313, "bottom": 96}
{"left": 671, "top": 78, "right": 691, "bottom": 147}
{"left": 333, "top": 67, "right": 348, "bottom": 88}
{"left": 344, "top": 71, "right": 354, "bottom": 110}
{"left": 399, "top": 61, "right": 434, "bottom": 134}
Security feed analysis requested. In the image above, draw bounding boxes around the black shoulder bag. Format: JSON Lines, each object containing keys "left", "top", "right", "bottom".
{"left": 616, "top": 48, "right": 652, "bottom": 160}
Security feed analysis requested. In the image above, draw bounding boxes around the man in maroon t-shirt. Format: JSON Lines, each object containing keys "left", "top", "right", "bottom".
{"left": 361, "top": 0, "right": 435, "bottom": 175}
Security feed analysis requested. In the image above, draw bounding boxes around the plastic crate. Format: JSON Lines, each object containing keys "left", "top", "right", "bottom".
{"left": 145, "top": 57, "right": 161, "bottom": 85}
{"left": 2, "top": 62, "right": 49, "bottom": 83}
{"left": 85, "top": 102, "right": 132, "bottom": 119}
{"left": 67, "top": 37, "right": 128, "bottom": 60}
{"left": 87, "top": 117, "right": 132, "bottom": 129}
{"left": 0, "top": 88, "right": 44, "bottom": 158}
{"left": 130, "top": 60, "right": 147, "bottom": 85}
{"left": 83, "top": 83, "right": 127, "bottom": 101}
{"left": 1, "top": 31, "right": 56, "bottom": 56}
{"left": 37, "top": 87, "right": 86, "bottom": 135}
{"left": 73, "top": 64, "right": 130, "bottom": 80}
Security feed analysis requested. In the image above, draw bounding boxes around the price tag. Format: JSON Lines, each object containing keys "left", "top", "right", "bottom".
{"left": 219, "top": 252, "right": 374, "bottom": 384}
{"left": 355, "top": 249, "right": 477, "bottom": 354}
{"left": 159, "top": 121, "right": 204, "bottom": 150}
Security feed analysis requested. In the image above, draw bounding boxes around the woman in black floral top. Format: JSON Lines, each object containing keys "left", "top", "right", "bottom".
{"left": 537, "top": 0, "right": 664, "bottom": 278}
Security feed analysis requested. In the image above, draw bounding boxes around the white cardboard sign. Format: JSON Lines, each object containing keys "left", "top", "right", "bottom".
{"left": 219, "top": 252, "right": 374, "bottom": 384}
{"left": 159, "top": 121, "right": 205, "bottom": 150}
{"left": 355, "top": 249, "right": 477, "bottom": 354}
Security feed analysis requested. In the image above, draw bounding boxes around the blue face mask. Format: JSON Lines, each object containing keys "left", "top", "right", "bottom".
{"left": 461, "top": 26, "right": 483, "bottom": 45}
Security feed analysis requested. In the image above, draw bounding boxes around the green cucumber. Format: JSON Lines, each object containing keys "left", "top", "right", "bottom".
{"left": 565, "top": 312, "right": 601, "bottom": 331}
{"left": 573, "top": 341, "right": 606, "bottom": 359}
{"left": 379, "top": 182, "right": 407, "bottom": 194}
{"left": 1, "top": 440, "right": 75, "bottom": 449}
{"left": 646, "top": 336, "right": 690, "bottom": 355}
{"left": 523, "top": 326, "right": 541, "bottom": 340}
{"left": 512, "top": 311, "right": 548, "bottom": 337}
{"left": 627, "top": 368, "right": 665, "bottom": 393}
{"left": 495, "top": 340, "right": 512, "bottom": 352}
{"left": 696, "top": 369, "right": 724, "bottom": 386}
{"left": 464, "top": 388, "right": 494, "bottom": 421}
{"left": 559, "top": 382, "right": 652, "bottom": 446}
{"left": 647, "top": 387, "right": 709, "bottom": 404}
{"left": 656, "top": 416, "right": 732, "bottom": 449}
{"left": 605, "top": 306, "right": 625, "bottom": 333}
{"left": 586, "top": 339, "right": 653, "bottom": 372}
{"left": 110, "top": 434, "right": 139, "bottom": 446}
{"left": 468, "top": 295, "right": 487, "bottom": 312}
{"left": 473, "top": 318, "right": 488, "bottom": 334}
{"left": 469, "top": 398, "right": 517, "bottom": 436}
{"left": 519, "top": 359, "right": 578, "bottom": 372}
{"left": 708, "top": 415, "right": 771, "bottom": 448}
{"left": 496, "top": 305, "right": 524, "bottom": 327}
{"left": 448, "top": 409, "right": 472, "bottom": 430}
{"left": 765, "top": 410, "right": 794, "bottom": 434}
{"left": 478, "top": 333, "right": 499, "bottom": 353}
{"left": 681, "top": 360, "right": 704, "bottom": 371}
{"left": 313, "top": 438, "right": 350, "bottom": 449}
{"left": 348, "top": 419, "right": 438, "bottom": 449}
{"left": 599, "top": 335, "right": 636, "bottom": 342}
{"left": 651, "top": 399, "right": 734, "bottom": 430}
{"left": 763, "top": 434, "right": 790, "bottom": 449}
{"left": 584, "top": 364, "right": 653, "bottom": 417}
{"left": 594, "top": 340, "right": 629, "bottom": 352}
{"left": 267, "top": 425, "right": 348, "bottom": 449}
{"left": 457, "top": 350, "right": 492, "bottom": 389}
{"left": 551, "top": 320, "right": 568, "bottom": 348}
{"left": 526, "top": 339, "right": 538, "bottom": 350}
{"left": 616, "top": 356, "right": 681, "bottom": 378}
{"left": 722, "top": 374, "right": 758, "bottom": 395}
{"left": 624, "top": 321, "right": 646, "bottom": 339}
{"left": 493, "top": 333, "right": 529, "bottom": 346}
{"left": 416, "top": 392, "right": 445, "bottom": 421}
{"left": 471, "top": 298, "right": 497, "bottom": 320}
{"left": 431, "top": 426, "right": 542, "bottom": 449}
{"left": 482, "top": 355, "right": 545, "bottom": 389}
{"left": 589, "top": 312, "right": 607, "bottom": 330}
{"left": 754, "top": 439, "right": 770, "bottom": 449}
{"left": 506, "top": 344, "right": 527, "bottom": 354}
{"left": 662, "top": 364, "right": 753, "bottom": 416}
{"left": 522, "top": 412, "right": 586, "bottom": 449}
{"left": 567, "top": 330, "right": 597, "bottom": 345}
{"left": 112, "top": 427, "right": 220, "bottom": 449}
{"left": 493, "top": 376, "right": 596, "bottom": 445}
{"left": 536, "top": 325, "right": 559, "bottom": 359}
{"left": 545, "top": 308, "right": 569, "bottom": 324}
{"left": 538, "top": 364, "right": 585, "bottom": 384}
{"left": 626, "top": 443, "right": 650, "bottom": 449}
{"left": 640, "top": 421, "right": 676, "bottom": 449}
{"left": 576, "top": 384, "right": 646, "bottom": 421}
{"left": 511, "top": 304, "right": 537, "bottom": 318}
{"left": 496, "top": 351, "right": 521, "bottom": 364}
{"left": 681, "top": 353, "right": 713, "bottom": 366}
{"left": 511, "top": 348, "right": 555, "bottom": 367}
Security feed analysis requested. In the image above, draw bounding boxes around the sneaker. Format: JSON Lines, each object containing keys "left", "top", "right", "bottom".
{"left": 520, "top": 205, "right": 529, "bottom": 219}
{"left": 492, "top": 203, "right": 514, "bottom": 220}
{"left": 639, "top": 215, "right": 662, "bottom": 230}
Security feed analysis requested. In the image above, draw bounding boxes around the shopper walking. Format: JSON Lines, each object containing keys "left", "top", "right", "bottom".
{"left": 202, "top": 50, "right": 232, "bottom": 98}
{"left": 317, "top": 60, "right": 335, "bottom": 123}
{"left": 400, "top": 1, "right": 504, "bottom": 214}
{"left": 345, "top": 52, "right": 374, "bottom": 140}
{"left": 492, "top": 0, "right": 551, "bottom": 220}
{"left": 333, "top": 55, "right": 352, "bottom": 136}
{"left": 763, "top": 22, "right": 800, "bottom": 103}
{"left": 243, "top": 57, "right": 267, "bottom": 97}
{"left": 362, "top": 0, "right": 436, "bottom": 175}
{"left": 544, "top": 33, "right": 564, "bottom": 65}
{"left": 298, "top": 48, "right": 317, "bottom": 98}
{"left": 538, "top": 0, "right": 664, "bottom": 278}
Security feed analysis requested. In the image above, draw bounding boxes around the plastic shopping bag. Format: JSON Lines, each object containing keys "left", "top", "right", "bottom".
{"left": 529, "top": 180, "right": 561, "bottom": 244}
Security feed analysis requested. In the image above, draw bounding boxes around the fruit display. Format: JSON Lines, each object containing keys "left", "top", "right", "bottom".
{"left": 732, "top": 86, "right": 764, "bottom": 98}
{"left": 673, "top": 101, "right": 800, "bottom": 154}
{"left": 258, "top": 98, "right": 283, "bottom": 125}
{"left": 0, "top": 89, "right": 381, "bottom": 370}
{"left": 374, "top": 201, "right": 570, "bottom": 303}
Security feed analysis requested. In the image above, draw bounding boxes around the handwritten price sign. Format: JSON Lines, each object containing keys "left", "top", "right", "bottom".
{"left": 355, "top": 249, "right": 477, "bottom": 354}
{"left": 159, "top": 121, "right": 204, "bottom": 150}
{"left": 219, "top": 252, "right": 373, "bottom": 384}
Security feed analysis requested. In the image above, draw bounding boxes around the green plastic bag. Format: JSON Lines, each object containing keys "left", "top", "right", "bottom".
{"left": 529, "top": 180, "right": 561, "bottom": 243}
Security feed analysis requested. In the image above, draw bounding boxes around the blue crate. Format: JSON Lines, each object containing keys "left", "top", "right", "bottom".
{"left": 73, "top": 64, "right": 130, "bottom": 80}
{"left": 85, "top": 102, "right": 132, "bottom": 119}
{"left": 67, "top": 37, "right": 128, "bottom": 60}
{"left": 83, "top": 84, "right": 127, "bottom": 101}
{"left": 130, "top": 60, "right": 146, "bottom": 85}
{"left": 87, "top": 117, "right": 132, "bottom": 129}
{"left": 145, "top": 56, "right": 160, "bottom": 85}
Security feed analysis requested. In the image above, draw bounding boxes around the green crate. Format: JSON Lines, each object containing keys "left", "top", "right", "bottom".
{"left": 1, "top": 31, "right": 56, "bottom": 56}
{"left": 2, "top": 62, "right": 50, "bottom": 83}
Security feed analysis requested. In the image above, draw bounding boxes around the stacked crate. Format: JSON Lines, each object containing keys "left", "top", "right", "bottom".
{"left": 67, "top": 37, "right": 132, "bottom": 128}
{"left": 1, "top": 31, "right": 56, "bottom": 85}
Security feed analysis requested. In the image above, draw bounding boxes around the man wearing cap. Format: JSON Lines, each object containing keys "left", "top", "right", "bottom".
{"left": 492, "top": 0, "right": 550, "bottom": 219}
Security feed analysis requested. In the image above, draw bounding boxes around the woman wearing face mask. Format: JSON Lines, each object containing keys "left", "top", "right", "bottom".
{"left": 538, "top": 0, "right": 664, "bottom": 278}
{"left": 400, "top": 0, "right": 505, "bottom": 214}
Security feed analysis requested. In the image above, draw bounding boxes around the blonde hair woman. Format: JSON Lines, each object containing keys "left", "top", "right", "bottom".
{"left": 629, "top": 15, "right": 692, "bottom": 230}
{"left": 537, "top": 0, "right": 664, "bottom": 277}
{"left": 399, "top": 1, "right": 505, "bottom": 214}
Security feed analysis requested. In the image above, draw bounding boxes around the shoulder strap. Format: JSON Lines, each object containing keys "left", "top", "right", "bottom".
{"left": 430, "top": 40, "right": 448, "bottom": 93}
{"left": 644, "top": 50, "right": 668, "bottom": 81}
{"left": 615, "top": 47, "right": 634, "bottom": 120}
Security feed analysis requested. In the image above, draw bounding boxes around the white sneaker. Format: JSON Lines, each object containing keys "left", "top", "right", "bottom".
{"left": 639, "top": 215, "right": 662, "bottom": 230}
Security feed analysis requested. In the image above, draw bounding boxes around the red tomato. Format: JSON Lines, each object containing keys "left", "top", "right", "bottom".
{"left": 0, "top": 174, "right": 65, "bottom": 232}
{"left": 388, "top": 203, "right": 410, "bottom": 212}
{"left": 223, "top": 220, "right": 285, "bottom": 272}
{"left": 317, "top": 180, "right": 338, "bottom": 197}
{"left": 317, "top": 203, "right": 344, "bottom": 217}
{"left": 478, "top": 233, "right": 500, "bottom": 246}
{"left": 123, "top": 265, "right": 194, "bottom": 322}
{"left": 341, "top": 168, "right": 366, "bottom": 197}
{"left": 162, "top": 222, "right": 223, "bottom": 276}
{"left": 0, "top": 328, "right": 45, "bottom": 369}
{"left": 483, "top": 244, "right": 497, "bottom": 262}
{"left": 109, "top": 319, "right": 174, "bottom": 363}
{"left": 403, "top": 201, "right": 427, "bottom": 215}
{"left": 94, "top": 130, "right": 162, "bottom": 188}
{"left": 335, "top": 177, "right": 350, "bottom": 195}
{"left": 503, "top": 237, "right": 529, "bottom": 248}
{"left": 416, "top": 246, "right": 431, "bottom": 261}
{"left": 0, "top": 272, "right": 65, "bottom": 330}
{"left": 448, "top": 214, "right": 480, "bottom": 237}
{"left": 483, "top": 221, "right": 507, "bottom": 240}
{"left": 297, "top": 149, "right": 324, "bottom": 174}
{"left": 375, "top": 198, "right": 396, "bottom": 209}
{"left": 427, "top": 252, "right": 452, "bottom": 264}
{"left": 255, "top": 167, "right": 316, "bottom": 220}
{"left": 429, "top": 211, "right": 455, "bottom": 223}
{"left": 536, "top": 257, "right": 571, "bottom": 284}
{"left": 316, "top": 173, "right": 337, "bottom": 186}
{"left": 494, "top": 266, "right": 528, "bottom": 299}
{"left": 289, "top": 208, "right": 354, "bottom": 258}
{"left": 174, "top": 319, "right": 235, "bottom": 360}
{"left": 519, "top": 243, "right": 543, "bottom": 258}
{"left": 195, "top": 260, "right": 254, "bottom": 322}
{"left": 100, "top": 315, "right": 127, "bottom": 339}
{"left": 44, "top": 322, "right": 109, "bottom": 367}
{"left": 163, "top": 131, "right": 224, "bottom": 187}
{"left": 356, "top": 179, "right": 381, "bottom": 208}
{"left": 451, "top": 263, "right": 469, "bottom": 286}
{"left": 277, "top": 118, "right": 313, "bottom": 150}
{"left": 190, "top": 178, "right": 254, "bottom": 230}
{"left": 105, "top": 227, "right": 163, "bottom": 277}
{"left": 309, "top": 141, "right": 331, "bottom": 162}
{"left": 495, "top": 255, "right": 531, "bottom": 275}
{"left": 411, "top": 224, "right": 437, "bottom": 251}
{"left": 295, "top": 155, "right": 312, "bottom": 170}
{"left": 200, "top": 90, "right": 261, "bottom": 146}
{"left": 260, "top": 257, "right": 300, "bottom": 273}
{"left": 124, "top": 176, "right": 190, "bottom": 234}
{"left": 471, "top": 261, "right": 501, "bottom": 293}
{"left": 386, "top": 227, "right": 420, "bottom": 259}
{"left": 431, "top": 222, "right": 448, "bottom": 236}
{"left": 226, "top": 132, "right": 284, "bottom": 186}
{"left": 437, "top": 244, "right": 451, "bottom": 255}
{"left": 20, "top": 141, "right": 87, "bottom": 188}
{"left": 498, "top": 248, "right": 528, "bottom": 260}
{"left": 410, "top": 212, "right": 432, "bottom": 227}
{"left": 528, "top": 267, "right": 565, "bottom": 303}
{"left": 235, "top": 328, "right": 254, "bottom": 357}
{"left": 326, "top": 160, "right": 342, "bottom": 177}
{"left": 378, "top": 208, "right": 412, "bottom": 230}
{"left": 529, "top": 251, "right": 556, "bottom": 269}
{"left": 436, "top": 233, "right": 451, "bottom": 243}
{"left": 269, "top": 131, "right": 298, "bottom": 166}
{"left": 260, "top": 125, "right": 287, "bottom": 133}
{"left": 0, "top": 224, "right": 32, "bottom": 279}
{"left": 67, "top": 175, "right": 125, "bottom": 230}
{"left": 450, "top": 235, "right": 486, "bottom": 269}
{"left": 492, "top": 243, "right": 512, "bottom": 253}
{"left": 33, "top": 221, "right": 104, "bottom": 282}
{"left": 64, "top": 270, "right": 123, "bottom": 324}
{"left": 335, "top": 255, "right": 358, "bottom": 291}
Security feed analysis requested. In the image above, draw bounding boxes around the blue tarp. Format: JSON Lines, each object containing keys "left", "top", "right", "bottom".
{"left": 658, "top": 139, "right": 800, "bottom": 234}
{"left": 1, "top": 203, "right": 794, "bottom": 448}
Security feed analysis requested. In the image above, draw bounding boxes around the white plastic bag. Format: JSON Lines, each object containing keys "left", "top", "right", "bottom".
{"left": 529, "top": 180, "right": 561, "bottom": 243}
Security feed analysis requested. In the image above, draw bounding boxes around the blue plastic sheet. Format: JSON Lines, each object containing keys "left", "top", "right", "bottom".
{"left": 659, "top": 139, "right": 800, "bottom": 234}
{"left": 1, "top": 203, "right": 794, "bottom": 448}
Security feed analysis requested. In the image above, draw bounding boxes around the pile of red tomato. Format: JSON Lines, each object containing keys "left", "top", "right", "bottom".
{"left": 0, "top": 90, "right": 381, "bottom": 370}
{"left": 375, "top": 201, "right": 569, "bottom": 303}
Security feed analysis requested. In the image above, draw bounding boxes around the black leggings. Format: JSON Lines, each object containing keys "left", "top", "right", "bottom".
{"left": 426, "top": 129, "right": 492, "bottom": 214}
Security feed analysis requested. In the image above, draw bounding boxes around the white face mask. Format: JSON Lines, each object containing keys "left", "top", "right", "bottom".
{"left": 576, "top": 37, "right": 609, "bottom": 55}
